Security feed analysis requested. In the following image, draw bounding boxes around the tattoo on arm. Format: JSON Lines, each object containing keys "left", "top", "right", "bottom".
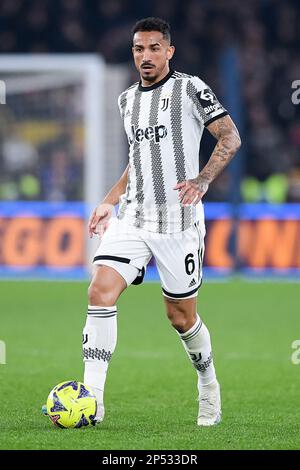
{"left": 196, "top": 115, "right": 241, "bottom": 187}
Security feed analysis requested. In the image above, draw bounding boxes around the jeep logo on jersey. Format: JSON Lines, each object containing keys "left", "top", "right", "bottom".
{"left": 196, "top": 88, "right": 220, "bottom": 114}
{"left": 128, "top": 125, "right": 167, "bottom": 144}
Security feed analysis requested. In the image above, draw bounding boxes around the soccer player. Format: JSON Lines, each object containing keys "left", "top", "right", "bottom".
{"left": 83, "top": 17, "right": 241, "bottom": 426}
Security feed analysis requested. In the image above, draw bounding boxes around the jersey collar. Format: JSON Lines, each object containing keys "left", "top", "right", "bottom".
{"left": 138, "top": 69, "right": 174, "bottom": 92}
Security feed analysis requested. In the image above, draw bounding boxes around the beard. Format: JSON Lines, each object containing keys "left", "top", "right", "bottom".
{"left": 140, "top": 67, "right": 158, "bottom": 82}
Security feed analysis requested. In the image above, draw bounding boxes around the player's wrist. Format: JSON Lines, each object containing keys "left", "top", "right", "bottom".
{"left": 96, "top": 202, "right": 115, "bottom": 216}
{"left": 195, "top": 175, "right": 210, "bottom": 193}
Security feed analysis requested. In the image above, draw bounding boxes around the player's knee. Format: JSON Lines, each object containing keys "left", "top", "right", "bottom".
{"left": 165, "top": 303, "right": 197, "bottom": 332}
{"left": 166, "top": 308, "right": 191, "bottom": 331}
{"left": 169, "top": 315, "right": 191, "bottom": 333}
{"left": 88, "top": 282, "right": 116, "bottom": 307}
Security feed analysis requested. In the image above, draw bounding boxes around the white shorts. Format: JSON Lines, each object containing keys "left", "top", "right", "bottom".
{"left": 93, "top": 218, "right": 205, "bottom": 299}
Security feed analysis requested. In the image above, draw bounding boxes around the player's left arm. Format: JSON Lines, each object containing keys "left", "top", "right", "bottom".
{"left": 174, "top": 115, "right": 241, "bottom": 205}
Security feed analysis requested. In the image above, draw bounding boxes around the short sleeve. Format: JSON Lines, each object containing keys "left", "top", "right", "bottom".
{"left": 118, "top": 93, "right": 125, "bottom": 118}
{"left": 186, "top": 76, "right": 228, "bottom": 127}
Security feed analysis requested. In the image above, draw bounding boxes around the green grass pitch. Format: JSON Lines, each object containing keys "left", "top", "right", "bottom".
{"left": 0, "top": 279, "right": 299, "bottom": 450}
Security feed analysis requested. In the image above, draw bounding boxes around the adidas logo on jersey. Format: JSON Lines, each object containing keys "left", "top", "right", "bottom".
{"left": 128, "top": 124, "right": 167, "bottom": 145}
{"left": 188, "top": 278, "right": 197, "bottom": 288}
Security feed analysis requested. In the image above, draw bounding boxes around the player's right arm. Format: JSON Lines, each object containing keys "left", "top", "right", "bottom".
{"left": 174, "top": 77, "right": 241, "bottom": 205}
{"left": 88, "top": 164, "right": 129, "bottom": 238}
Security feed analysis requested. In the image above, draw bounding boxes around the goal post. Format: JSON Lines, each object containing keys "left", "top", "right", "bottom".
{"left": 1, "top": 54, "right": 105, "bottom": 208}
{"left": 0, "top": 54, "right": 129, "bottom": 277}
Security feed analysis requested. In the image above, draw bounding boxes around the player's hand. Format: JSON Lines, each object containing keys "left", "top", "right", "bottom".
{"left": 173, "top": 177, "right": 209, "bottom": 205}
{"left": 88, "top": 203, "right": 114, "bottom": 239}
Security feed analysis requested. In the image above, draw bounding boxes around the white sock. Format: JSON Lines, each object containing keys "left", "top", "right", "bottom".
{"left": 178, "top": 314, "right": 216, "bottom": 386}
{"left": 83, "top": 305, "right": 117, "bottom": 406}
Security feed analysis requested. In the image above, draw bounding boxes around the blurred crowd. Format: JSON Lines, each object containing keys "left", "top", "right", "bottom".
{"left": 0, "top": 0, "right": 299, "bottom": 202}
{"left": 0, "top": 84, "right": 84, "bottom": 201}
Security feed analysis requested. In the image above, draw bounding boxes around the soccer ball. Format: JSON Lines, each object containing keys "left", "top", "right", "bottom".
{"left": 46, "top": 381, "right": 97, "bottom": 428}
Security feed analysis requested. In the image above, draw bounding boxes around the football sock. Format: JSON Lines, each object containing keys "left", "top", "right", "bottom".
{"left": 83, "top": 305, "right": 117, "bottom": 406}
{"left": 178, "top": 314, "right": 216, "bottom": 386}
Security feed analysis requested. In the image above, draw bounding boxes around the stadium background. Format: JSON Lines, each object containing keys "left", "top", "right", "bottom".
{"left": 0, "top": 0, "right": 300, "bottom": 278}
{"left": 1, "top": 0, "right": 300, "bottom": 451}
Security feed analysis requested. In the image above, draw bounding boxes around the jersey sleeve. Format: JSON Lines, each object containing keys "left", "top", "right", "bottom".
{"left": 117, "top": 93, "right": 125, "bottom": 118}
{"left": 186, "top": 76, "right": 228, "bottom": 127}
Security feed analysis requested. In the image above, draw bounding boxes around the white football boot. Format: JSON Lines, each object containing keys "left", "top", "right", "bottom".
{"left": 92, "top": 403, "right": 105, "bottom": 425}
{"left": 90, "top": 386, "right": 105, "bottom": 425}
{"left": 197, "top": 380, "right": 221, "bottom": 426}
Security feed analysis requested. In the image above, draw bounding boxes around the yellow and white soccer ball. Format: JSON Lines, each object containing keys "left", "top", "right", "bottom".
{"left": 46, "top": 381, "right": 97, "bottom": 428}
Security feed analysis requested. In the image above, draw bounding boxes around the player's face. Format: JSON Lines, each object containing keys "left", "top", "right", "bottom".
{"left": 132, "top": 31, "right": 175, "bottom": 85}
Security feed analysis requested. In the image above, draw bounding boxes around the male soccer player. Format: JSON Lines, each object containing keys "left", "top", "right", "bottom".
{"left": 83, "top": 17, "right": 241, "bottom": 426}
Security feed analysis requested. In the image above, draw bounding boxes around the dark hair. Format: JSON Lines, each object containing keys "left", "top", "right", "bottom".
{"left": 132, "top": 17, "right": 171, "bottom": 43}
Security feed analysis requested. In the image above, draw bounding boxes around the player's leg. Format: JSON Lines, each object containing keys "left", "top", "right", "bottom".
{"left": 83, "top": 265, "right": 127, "bottom": 422}
{"left": 149, "top": 223, "right": 221, "bottom": 425}
{"left": 84, "top": 217, "right": 151, "bottom": 423}
{"left": 163, "top": 295, "right": 221, "bottom": 426}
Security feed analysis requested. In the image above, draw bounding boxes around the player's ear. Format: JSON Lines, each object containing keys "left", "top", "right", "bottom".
{"left": 167, "top": 45, "right": 175, "bottom": 61}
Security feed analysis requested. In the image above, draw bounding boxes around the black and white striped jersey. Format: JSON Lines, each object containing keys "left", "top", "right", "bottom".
{"left": 117, "top": 69, "right": 228, "bottom": 233}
